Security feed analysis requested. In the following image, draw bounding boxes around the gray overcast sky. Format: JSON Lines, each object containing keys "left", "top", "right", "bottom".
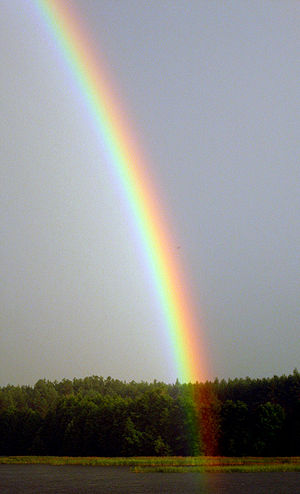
{"left": 1, "top": 0, "right": 299, "bottom": 385}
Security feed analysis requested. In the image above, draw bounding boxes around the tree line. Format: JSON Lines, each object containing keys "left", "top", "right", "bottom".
{"left": 0, "top": 370, "right": 299, "bottom": 456}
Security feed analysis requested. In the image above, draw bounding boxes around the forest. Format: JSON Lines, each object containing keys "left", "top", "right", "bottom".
{"left": 0, "top": 370, "right": 299, "bottom": 457}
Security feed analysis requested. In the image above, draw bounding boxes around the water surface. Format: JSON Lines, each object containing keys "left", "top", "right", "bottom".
{"left": 0, "top": 464, "right": 299, "bottom": 493}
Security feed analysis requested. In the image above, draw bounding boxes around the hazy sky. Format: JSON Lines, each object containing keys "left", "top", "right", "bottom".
{"left": 1, "top": 0, "right": 299, "bottom": 386}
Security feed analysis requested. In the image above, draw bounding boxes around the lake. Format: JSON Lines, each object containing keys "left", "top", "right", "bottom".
{"left": 0, "top": 465, "right": 299, "bottom": 493}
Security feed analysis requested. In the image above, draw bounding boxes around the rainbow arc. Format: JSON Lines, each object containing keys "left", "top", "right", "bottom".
{"left": 36, "top": 0, "right": 208, "bottom": 383}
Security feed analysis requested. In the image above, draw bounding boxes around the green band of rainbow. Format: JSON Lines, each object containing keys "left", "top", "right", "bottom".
{"left": 35, "top": 0, "right": 208, "bottom": 383}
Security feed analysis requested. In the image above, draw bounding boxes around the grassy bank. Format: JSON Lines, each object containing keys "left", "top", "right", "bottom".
{"left": 1, "top": 456, "right": 300, "bottom": 472}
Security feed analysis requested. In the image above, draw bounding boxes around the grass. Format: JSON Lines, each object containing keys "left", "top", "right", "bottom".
{"left": 1, "top": 456, "right": 300, "bottom": 472}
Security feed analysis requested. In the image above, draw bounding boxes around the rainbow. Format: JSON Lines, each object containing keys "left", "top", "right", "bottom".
{"left": 35, "top": 0, "right": 208, "bottom": 383}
